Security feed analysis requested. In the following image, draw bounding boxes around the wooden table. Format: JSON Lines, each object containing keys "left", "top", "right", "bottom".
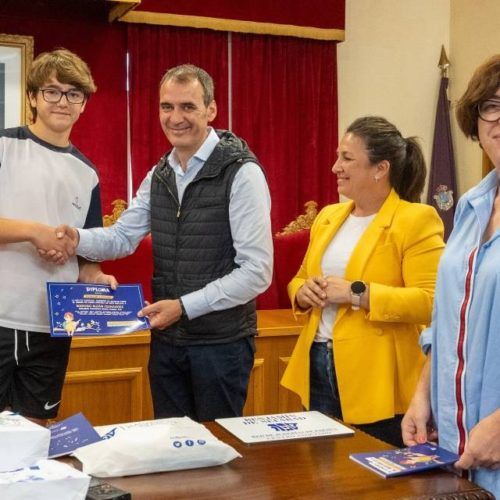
{"left": 93, "top": 423, "right": 493, "bottom": 500}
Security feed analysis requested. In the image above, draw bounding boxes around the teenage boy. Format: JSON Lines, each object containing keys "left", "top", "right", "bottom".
{"left": 0, "top": 48, "right": 116, "bottom": 425}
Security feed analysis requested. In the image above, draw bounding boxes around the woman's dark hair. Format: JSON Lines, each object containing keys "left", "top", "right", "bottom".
{"left": 456, "top": 54, "right": 500, "bottom": 140}
{"left": 346, "top": 116, "right": 426, "bottom": 202}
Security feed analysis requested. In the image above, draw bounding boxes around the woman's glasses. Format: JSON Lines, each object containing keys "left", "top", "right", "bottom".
{"left": 478, "top": 98, "right": 500, "bottom": 122}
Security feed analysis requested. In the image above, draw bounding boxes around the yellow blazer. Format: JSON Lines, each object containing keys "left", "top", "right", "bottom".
{"left": 281, "top": 190, "right": 445, "bottom": 424}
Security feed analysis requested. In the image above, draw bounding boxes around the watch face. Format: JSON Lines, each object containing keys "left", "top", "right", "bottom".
{"left": 351, "top": 280, "right": 366, "bottom": 294}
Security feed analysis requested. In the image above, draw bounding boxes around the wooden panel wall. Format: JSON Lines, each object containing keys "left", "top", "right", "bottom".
{"left": 58, "top": 310, "right": 304, "bottom": 424}
{"left": 59, "top": 333, "right": 152, "bottom": 425}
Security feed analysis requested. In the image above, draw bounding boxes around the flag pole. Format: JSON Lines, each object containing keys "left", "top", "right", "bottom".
{"left": 438, "top": 45, "right": 450, "bottom": 77}
{"left": 427, "top": 45, "right": 457, "bottom": 241}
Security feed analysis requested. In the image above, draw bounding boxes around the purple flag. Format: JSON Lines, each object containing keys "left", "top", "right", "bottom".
{"left": 427, "top": 77, "right": 457, "bottom": 241}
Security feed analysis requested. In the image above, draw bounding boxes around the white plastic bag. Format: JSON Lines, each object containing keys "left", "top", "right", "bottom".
{"left": 74, "top": 416, "right": 241, "bottom": 477}
{"left": 0, "top": 459, "right": 90, "bottom": 500}
{"left": 0, "top": 411, "right": 50, "bottom": 472}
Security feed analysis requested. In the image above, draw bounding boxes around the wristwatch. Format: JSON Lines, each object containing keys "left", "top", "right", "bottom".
{"left": 350, "top": 281, "right": 366, "bottom": 310}
{"left": 179, "top": 298, "right": 188, "bottom": 319}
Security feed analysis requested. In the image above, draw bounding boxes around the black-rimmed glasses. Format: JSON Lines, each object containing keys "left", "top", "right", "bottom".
{"left": 39, "top": 87, "right": 86, "bottom": 104}
{"left": 478, "top": 98, "right": 500, "bottom": 122}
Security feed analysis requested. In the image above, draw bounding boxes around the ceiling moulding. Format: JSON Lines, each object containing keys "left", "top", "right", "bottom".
{"left": 106, "top": 0, "right": 141, "bottom": 23}
{"left": 107, "top": 2, "right": 344, "bottom": 41}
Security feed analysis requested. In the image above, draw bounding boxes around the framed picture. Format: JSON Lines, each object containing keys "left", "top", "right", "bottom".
{"left": 0, "top": 33, "right": 34, "bottom": 127}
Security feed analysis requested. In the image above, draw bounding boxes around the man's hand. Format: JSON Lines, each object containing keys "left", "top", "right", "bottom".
{"left": 295, "top": 277, "right": 328, "bottom": 309}
{"left": 455, "top": 409, "right": 500, "bottom": 470}
{"left": 138, "top": 299, "right": 182, "bottom": 329}
{"left": 54, "top": 224, "right": 79, "bottom": 244}
{"left": 32, "top": 223, "right": 78, "bottom": 265}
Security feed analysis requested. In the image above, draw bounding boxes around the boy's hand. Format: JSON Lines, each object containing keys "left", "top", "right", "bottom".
{"left": 37, "top": 225, "right": 79, "bottom": 264}
{"left": 33, "top": 223, "right": 78, "bottom": 265}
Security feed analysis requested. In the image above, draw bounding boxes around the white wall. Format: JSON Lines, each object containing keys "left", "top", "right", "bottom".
{"left": 450, "top": 0, "right": 500, "bottom": 193}
{"left": 337, "top": 0, "right": 451, "bottom": 198}
{"left": 337, "top": 0, "right": 500, "bottom": 197}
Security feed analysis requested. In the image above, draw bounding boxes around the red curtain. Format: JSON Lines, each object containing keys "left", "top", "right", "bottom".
{"left": 137, "top": 0, "right": 345, "bottom": 31}
{"left": 231, "top": 34, "right": 339, "bottom": 232}
{"left": 1, "top": 4, "right": 341, "bottom": 309}
{"left": 127, "top": 25, "right": 229, "bottom": 191}
{"left": 0, "top": 3, "right": 128, "bottom": 213}
{"left": 127, "top": 25, "right": 338, "bottom": 228}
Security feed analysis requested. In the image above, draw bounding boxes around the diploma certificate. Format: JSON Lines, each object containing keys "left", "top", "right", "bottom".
{"left": 47, "top": 282, "right": 150, "bottom": 337}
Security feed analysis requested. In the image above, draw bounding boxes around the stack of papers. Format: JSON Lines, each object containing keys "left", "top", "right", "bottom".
{"left": 0, "top": 459, "right": 90, "bottom": 499}
{"left": 0, "top": 411, "right": 50, "bottom": 472}
{"left": 0, "top": 412, "right": 98, "bottom": 500}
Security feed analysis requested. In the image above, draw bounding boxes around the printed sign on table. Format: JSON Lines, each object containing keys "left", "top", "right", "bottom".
{"left": 47, "top": 282, "right": 150, "bottom": 337}
{"left": 215, "top": 411, "right": 354, "bottom": 444}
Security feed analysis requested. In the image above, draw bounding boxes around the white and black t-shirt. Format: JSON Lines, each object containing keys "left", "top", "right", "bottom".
{"left": 0, "top": 126, "right": 102, "bottom": 332}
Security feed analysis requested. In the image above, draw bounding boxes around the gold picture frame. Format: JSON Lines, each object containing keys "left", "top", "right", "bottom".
{"left": 0, "top": 33, "right": 34, "bottom": 127}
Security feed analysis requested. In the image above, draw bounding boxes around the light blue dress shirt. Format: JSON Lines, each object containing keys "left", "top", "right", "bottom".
{"left": 420, "top": 170, "right": 500, "bottom": 497}
{"left": 78, "top": 128, "right": 273, "bottom": 319}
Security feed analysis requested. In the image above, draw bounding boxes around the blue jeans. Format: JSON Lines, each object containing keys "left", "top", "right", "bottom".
{"left": 148, "top": 336, "right": 255, "bottom": 421}
{"left": 309, "top": 341, "right": 342, "bottom": 419}
{"left": 309, "top": 340, "right": 404, "bottom": 447}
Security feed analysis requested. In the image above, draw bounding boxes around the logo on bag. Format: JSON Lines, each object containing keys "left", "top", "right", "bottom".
{"left": 173, "top": 439, "right": 207, "bottom": 448}
{"left": 101, "top": 427, "right": 117, "bottom": 440}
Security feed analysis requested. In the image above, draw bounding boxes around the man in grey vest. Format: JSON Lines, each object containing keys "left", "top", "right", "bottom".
{"left": 60, "top": 64, "right": 273, "bottom": 421}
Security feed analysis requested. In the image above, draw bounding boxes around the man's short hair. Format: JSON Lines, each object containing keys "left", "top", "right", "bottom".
{"left": 27, "top": 48, "right": 96, "bottom": 120}
{"left": 160, "top": 64, "right": 214, "bottom": 106}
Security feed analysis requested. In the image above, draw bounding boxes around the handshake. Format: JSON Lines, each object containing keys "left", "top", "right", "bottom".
{"left": 34, "top": 223, "right": 79, "bottom": 265}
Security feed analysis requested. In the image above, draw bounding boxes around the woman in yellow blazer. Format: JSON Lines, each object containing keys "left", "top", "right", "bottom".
{"left": 281, "top": 116, "right": 445, "bottom": 446}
